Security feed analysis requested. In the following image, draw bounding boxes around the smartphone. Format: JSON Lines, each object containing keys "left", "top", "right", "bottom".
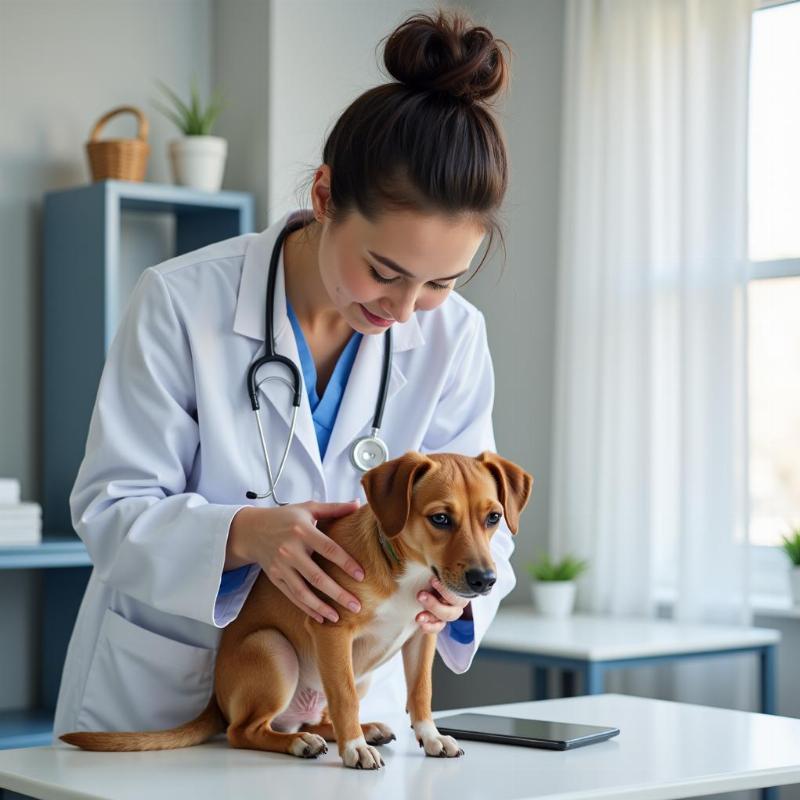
{"left": 435, "top": 712, "right": 620, "bottom": 750}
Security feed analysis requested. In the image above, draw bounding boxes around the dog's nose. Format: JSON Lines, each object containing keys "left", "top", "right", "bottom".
{"left": 465, "top": 568, "right": 496, "bottom": 595}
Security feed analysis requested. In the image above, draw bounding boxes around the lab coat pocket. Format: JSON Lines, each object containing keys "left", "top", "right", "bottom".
{"left": 76, "top": 607, "right": 215, "bottom": 732}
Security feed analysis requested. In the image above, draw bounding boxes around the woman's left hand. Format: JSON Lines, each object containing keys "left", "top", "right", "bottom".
{"left": 416, "top": 577, "right": 470, "bottom": 634}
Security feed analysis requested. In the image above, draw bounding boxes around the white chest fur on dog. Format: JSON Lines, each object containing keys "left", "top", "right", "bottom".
{"left": 362, "top": 561, "right": 433, "bottom": 669}
{"left": 270, "top": 562, "right": 433, "bottom": 733}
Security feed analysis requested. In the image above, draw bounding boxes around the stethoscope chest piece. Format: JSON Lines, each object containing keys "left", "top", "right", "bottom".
{"left": 350, "top": 431, "right": 389, "bottom": 472}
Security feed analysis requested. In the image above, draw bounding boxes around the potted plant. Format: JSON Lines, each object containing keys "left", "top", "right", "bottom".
{"left": 780, "top": 528, "right": 800, "bottom": 606}
{"left": 152, "top": 76, "right": 227, "bottom": 192}
{"left": 526, "top": 553, "right": 589, "bottom": 618}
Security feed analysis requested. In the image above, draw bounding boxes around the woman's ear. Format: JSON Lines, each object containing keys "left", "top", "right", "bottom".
{"left": 360, "top": 451, "right": 437, "bottom": 537}
{"left": 476, "top": 451, "right": 533, "bottom": 534}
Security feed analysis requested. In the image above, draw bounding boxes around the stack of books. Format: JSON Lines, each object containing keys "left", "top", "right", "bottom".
{"left": 0, "top": 478, "right": 42, "bottom": 546}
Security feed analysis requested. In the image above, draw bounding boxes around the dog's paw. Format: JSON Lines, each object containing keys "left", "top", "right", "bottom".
{"left": 414, "top": 720, "right": 465, "bottom": 758}
{"left": 362, "top": 721, "right": 396, "bottom": 746}
{"left": 289, "top": 732, "right": 328, "bottom": 758}
{"left": 341, "top": 735, "right": 385, "bottom": 769}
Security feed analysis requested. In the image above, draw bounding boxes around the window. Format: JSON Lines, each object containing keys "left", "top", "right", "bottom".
{"left": 747, "top": 0, "right": 800, "bottom": 550}
{"left": 747, "top": 277, "right": 800, "bottom": 547}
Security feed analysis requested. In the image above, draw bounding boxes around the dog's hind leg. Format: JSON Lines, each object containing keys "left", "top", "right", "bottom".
{"left": 216, "top": 628, "right": 328, "bottom": 759}
{"left": 300, "top": 676, "right": 396, "bottom": 746}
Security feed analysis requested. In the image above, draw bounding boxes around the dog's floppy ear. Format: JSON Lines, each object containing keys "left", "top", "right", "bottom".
{"left": 476, "top": 451, "right": 533, "bottom": 534}
{"left": 360, "top": 451, "right": 437, "bottom": 538}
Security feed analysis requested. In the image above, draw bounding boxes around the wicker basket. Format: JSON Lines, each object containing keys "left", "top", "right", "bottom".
{"left": 85, "top": 105, "right": 150, "bottom": 182}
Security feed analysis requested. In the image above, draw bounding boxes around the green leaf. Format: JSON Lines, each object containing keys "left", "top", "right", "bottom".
{"left": 189, "top": 76, "right": 203, "bottom": 134}
{"left": 150, "top": 98, "right": 188, "bottom": 134}
{"left": 152, "top": 77, "right": 226, "bottom": 136}
{"left": 200, "top": 90, "right": 225, "bottom": 135}
{"left": 154, "top": 79, "right": 192, "bottom": 123}
{"left": 781, "top": 529, "right": 800, "bottom": 565}
{"left": 526, "top": 552, "right": 590, "bottom": 582}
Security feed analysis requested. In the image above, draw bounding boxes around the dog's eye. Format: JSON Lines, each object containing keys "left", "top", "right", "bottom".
{"left": 487, "top": 512, "right": 502, "bottom": 526}
{"left": 429, "top": 513, "right": 451, "bottom": 528}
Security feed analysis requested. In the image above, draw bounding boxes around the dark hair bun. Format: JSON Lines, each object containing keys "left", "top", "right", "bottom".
{"left": 382, "top": 9, "right": 510, "bottom": 104}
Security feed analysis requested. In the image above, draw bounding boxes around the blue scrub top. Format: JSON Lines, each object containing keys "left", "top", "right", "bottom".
{"left": 220, "top": 297, "right": 474, "bottom": 644}
{"left": 285, "top": 298, "right": 363, "bottom": 461}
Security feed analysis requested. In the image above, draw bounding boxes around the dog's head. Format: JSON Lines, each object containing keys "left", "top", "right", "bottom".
{"left": 360, "top": 451, "right": 533, "bottom": 598}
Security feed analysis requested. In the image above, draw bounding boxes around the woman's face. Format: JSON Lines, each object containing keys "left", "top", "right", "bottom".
{"left": 314, "top": 200, "right": 487, "bottom": 334}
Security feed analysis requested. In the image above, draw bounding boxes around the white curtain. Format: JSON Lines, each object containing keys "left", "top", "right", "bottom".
{"left": 552, "top": 0, "right": 757, "bottom": 714}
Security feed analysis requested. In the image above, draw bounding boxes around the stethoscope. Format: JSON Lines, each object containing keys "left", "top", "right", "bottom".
{"left": 245, "top": 217, "right": 392, "bottom": 504}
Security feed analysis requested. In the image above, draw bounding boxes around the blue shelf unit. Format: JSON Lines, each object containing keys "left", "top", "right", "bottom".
{"left": 0, "top": 180, "right": 255, "bottom": 751}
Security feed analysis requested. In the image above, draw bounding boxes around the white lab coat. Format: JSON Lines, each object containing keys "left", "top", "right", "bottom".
{"left": 52, "top": 208, "right": 517, "bottom": 741}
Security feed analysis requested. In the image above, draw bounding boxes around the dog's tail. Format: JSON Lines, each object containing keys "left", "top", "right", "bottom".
{"left": 59, "top": 696, "right": 226, "bottom": 752}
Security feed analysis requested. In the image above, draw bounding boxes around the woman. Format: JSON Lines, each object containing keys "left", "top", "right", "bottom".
{"left": 53, "top": 8, "right": 516, "bottom": 739}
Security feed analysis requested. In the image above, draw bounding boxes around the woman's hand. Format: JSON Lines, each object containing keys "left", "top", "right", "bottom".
{"left": 227, "top": 501, "right": 365, "bottom": 625}
{"left": 415, "top": 577, "right": 471, "bottom": 634}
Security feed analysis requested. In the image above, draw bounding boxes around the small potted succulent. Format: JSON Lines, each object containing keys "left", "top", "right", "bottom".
{"left": 152, "top": 76, "right": 227, "bottom": 192}
{"left": 780, "top": 528, "right": 800, "bottom": 606}
{"left": 526, "top": 553, "right": 589, "bottom": 618}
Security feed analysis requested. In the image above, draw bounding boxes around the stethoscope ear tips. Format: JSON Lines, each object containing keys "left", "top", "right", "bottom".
{"left": 245, "top": 491, "right": 258, "bottom": 499}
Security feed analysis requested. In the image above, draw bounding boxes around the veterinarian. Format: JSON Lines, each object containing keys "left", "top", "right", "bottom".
{"left": 53, "top": 8, "right": 517, "bottom": 739}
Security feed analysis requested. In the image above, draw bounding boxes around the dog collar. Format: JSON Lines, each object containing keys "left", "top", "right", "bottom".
{"left": 377, "top": 526, "right": 401, "bottom": 566}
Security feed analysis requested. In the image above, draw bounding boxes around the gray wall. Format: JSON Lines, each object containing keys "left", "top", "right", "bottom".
{"left": 0, "top": 0, "right": 214, "bottom": 517}
{"left": 0, "top": 0, "right": 215, "bottom": 709}
{"left": 212, "top": 0, "right": 270, "bottom": 226}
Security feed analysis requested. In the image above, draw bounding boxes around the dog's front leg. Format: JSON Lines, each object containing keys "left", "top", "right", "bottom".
{"left": 401, "top": 630, "right": 464, "bottom": 758}
{"left": 310, "top": 626, "right": 384, "bottom": 770}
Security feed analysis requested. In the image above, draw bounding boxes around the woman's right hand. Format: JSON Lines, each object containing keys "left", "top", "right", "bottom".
{"left": 227, "top": 501, "right": 365, "bottom": 625}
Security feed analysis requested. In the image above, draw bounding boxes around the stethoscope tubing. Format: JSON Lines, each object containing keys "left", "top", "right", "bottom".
{"left": 245, "top": 217, "right": 392, "bottom": 502}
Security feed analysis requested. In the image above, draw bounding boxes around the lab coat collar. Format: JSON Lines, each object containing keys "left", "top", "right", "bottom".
{"left": 233, "top": 209, "right": 426, "bottom": 482}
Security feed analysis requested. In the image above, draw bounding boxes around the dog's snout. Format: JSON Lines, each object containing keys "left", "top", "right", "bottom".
{"left": 464, "top": 568, "right": 496, "bottom": 595}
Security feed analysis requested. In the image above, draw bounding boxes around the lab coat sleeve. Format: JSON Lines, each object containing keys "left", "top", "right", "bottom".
{"left": 419, "top": 310, "right": 517, "bottom": 675}
{"left": 69, "top": 267, "right": 257, "bottom": 628}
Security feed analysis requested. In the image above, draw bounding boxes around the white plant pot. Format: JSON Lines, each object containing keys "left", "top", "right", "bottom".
{"left": 531, "top": 580, "right": 577, "bottom": 618}
{"left": 168, "top": 135, "right": 227, "bottom": 192}
{"left": 790, "top": 566, "right": 800, "bottom": 607}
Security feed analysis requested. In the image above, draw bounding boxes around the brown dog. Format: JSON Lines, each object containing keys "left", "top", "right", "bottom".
{"left": 61, "top": 450, "right": 533, "bottom": 769}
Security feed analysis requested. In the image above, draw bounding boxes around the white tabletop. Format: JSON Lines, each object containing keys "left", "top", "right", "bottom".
{"left": 480, "top": 608, "right": 781, "bottom": 660}
{"left": 2, "top": 694, "right": 800, "bottom": 800}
